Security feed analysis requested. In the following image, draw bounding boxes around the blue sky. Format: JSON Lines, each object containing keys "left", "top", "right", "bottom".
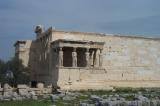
{"left": 0, "top": 0, "right": 160, "bottom": 60}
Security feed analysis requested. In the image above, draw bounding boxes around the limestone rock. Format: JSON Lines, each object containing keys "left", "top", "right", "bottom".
{"left": 99, "top": 99, "right": 109, "bottom": 106}
{"left": 90, "top": 95, "right": 102, "bottom": 102}
{"left": 3, "top": 83, "right": 12, "bottom": 90}
{"left": 43, "top": 94, "right": 50, "bottom": 99}
{"left": 32, "top": 95, "right": 38, "bottom": 100}
{"left": 37, "top": 83, "right": 44, "bottom": 89}
{"left": 79, "top": 103, "right": 94, "bottom": 106}
{"left": 29, "top": 91, "right": 36, "bottom": 96}
{"left": 62, "top": 95, "right": 76, "bottom": 101}
{"left": 18, "top": 89, "right": 28, "bottom": 96}
{"left": 12, "top": 92, "right": 18, "bottom": 98}
{"left": 57, "top": 93, "right": 65, "bottom": 98}
{"left": 134, "top": 95, "right": 149, "bottom": 101}
{"left": 17, "top": 84, "right": 28, "bottom": 89}
{"left": 51, "top": 94, "right": 60, "bottom": 102}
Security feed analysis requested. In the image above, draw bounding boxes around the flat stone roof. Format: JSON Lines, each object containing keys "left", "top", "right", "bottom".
{"left": 52, "top": 39, "right": 105, "bottom": 45}
{"left": 51, "top": 39, "right": 105, "bottom": 49}
{"left": 52, "top": 28, "right": 160, "bottom": 41}
{"left": 36, "top": 26, "right": 160, "bottom": 41}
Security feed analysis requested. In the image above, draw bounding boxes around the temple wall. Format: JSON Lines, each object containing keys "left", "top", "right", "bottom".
{"left": 15, "top": 40, "right": 32, "bottom": 67}
{"left": 51, "top": 31, "right": 160, "bottom": 89}
{"left": 15, "top": 30, "right": 160, "bottom": 89}
{"left": 31, "top": 35, "right": 53, "bottom": 84}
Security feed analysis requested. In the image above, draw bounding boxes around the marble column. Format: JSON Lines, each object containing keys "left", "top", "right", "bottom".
{"left": 72, "top": 48, "right": 77, "bottom": 67}
{"left": 99, "top": 49, "right": 103, "bottom": 67}
{"left": 85, "top": 48, "right": 90, "bottom": 67}
{"left": 58, "top": 47, "right": 63, "bottom": 67}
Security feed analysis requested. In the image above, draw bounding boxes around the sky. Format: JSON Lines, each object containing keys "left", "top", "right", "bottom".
{"left": 0, "top": 0, "right": 160, "bottom": 61}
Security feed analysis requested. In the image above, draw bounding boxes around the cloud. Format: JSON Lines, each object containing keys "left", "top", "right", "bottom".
{"left": 0, "top": 0, "right": 160, "bottom": 60}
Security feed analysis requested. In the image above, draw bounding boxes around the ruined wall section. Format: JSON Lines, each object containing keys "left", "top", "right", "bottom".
{"left": 33, "top": 32, "right": 53, "bottom": 84}
{"left": 51, "top": 30, "right": 160, "bottom": 88}
{"left": 27, "top": 40, "right": 39, "bottom": 81}
{"left": 103, "top": 37, "right": 160, "bottom": 81}
{"left": 15, "top": 40, "right": 33, "bottom": 67}
{"left": 14, "top": 40, "right": 39, "bottom": 81}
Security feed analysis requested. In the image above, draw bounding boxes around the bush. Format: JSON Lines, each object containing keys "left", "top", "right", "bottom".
{"left": 0, "top": 57, "right": 30, "bottom": 86}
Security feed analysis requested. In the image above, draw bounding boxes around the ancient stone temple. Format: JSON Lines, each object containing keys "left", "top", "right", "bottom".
{"left": 14, "top": 25, "right": 160, "bottom": 90}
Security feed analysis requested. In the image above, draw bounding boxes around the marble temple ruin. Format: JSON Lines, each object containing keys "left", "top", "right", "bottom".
{"left": 14, "top": 25, "right": 160, "bottom": 90}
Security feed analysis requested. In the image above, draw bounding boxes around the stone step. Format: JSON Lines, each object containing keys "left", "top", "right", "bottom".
{"left": 68, "top": 81, "right": 113, "bottom": 90}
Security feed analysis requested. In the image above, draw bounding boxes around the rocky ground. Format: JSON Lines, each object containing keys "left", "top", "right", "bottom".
{"left": 1, "top": 87, "right": 160, "bottom": 106}
{"left": 50, "top": 88, "right": 160, "bottom": 106}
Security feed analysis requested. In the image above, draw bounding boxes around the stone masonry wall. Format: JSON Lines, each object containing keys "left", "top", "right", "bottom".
{"left": 51, "top": 30, "right": 160, "bottom": 89}
{"left": 16, "top": 29, "right": 160, "bottom": 90}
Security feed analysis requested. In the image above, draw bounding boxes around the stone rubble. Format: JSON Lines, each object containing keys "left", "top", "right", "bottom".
{"left": 62, "top": 95, "right": 76, "bottom": 101}
{"left": 0, "top": 83, "right": 160, "bottom": 106}
{"left": 0, "top": 83, "right": 52, "bottom": 101}
{"left": 50, "top": 91, "right": 160, "bottom": 106}
{"left": 51, "top": 94, "right": 60, "bottom": 102}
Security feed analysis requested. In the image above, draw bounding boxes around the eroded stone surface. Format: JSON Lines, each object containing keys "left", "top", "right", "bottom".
{"left": 14, "top": 26, "right": 160, "bottom": 90}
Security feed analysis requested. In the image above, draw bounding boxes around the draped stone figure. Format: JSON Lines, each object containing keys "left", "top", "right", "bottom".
{"left": 59, "top": 47, "right": 63, "bottom": 67}
{"left": 93, "top": 49, "right": 98, "bottom": 67}
{"left": 85, "top": 48, "right": 90, "bottom": 67}
{"left": 72, "top": 48, "right": 77, "bottom": 67}
{"left": 90, "top": 51, "right": 94, "bottom": 66}
{"left": 99, "top": 49, "right": 103, "bottom": 67}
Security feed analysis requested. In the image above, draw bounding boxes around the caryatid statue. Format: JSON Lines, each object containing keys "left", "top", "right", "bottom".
{"left": 99, "top": 49, "right": 103, "bottom": 67}
{"left": 72, "top": 48, "right": 77, "bottom": 67}
{"left": 90, "top": 51, "right": 94, "bottom": 66}
{"left": 59, "top": 47, "right": 63, "bottom": 67}
{"left": 85, "top": 48, "right": 90, "bottom": 67}
{"left": 93, "top": 49, "right": 98, "bottom": 67}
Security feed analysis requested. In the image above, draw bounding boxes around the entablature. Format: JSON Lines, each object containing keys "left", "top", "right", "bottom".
{"left": 51, "top": 39, "right": 105, "bottom": 49}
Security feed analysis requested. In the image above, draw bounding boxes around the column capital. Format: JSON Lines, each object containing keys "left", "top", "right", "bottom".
{"left": 73, "top": 47, "right": 76, "bottom": 52}
{"left": 59, "top": 47, "right": 63, "bottom": 51}
{"left": 86, "top": 48, "right": 90, "bottom": 52}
